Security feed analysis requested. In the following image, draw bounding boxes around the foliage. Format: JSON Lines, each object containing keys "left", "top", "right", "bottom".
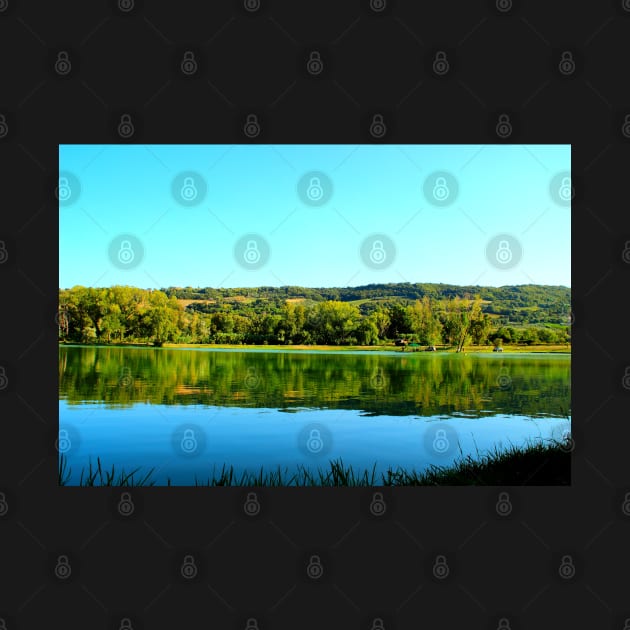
{"left": 58, "top": 283, "right": 571, "bottom": 347}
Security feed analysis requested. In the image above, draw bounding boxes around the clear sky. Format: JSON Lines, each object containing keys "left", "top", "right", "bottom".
{"left": 59, "top": 144, "right": 570, "bottom": 290}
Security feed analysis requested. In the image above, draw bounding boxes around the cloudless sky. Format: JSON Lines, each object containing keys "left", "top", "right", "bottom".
{"left": 59, "top": 144, "right": 570, "bottom": 289}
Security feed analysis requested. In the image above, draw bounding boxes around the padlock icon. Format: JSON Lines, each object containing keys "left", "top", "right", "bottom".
{"left": 245, "top": 619, "right": 259, "bottom": 630}
{"left": 432, "top": 429, "right": 449, "bottom": 454}
{"left": 0, "top": 492, "right": 8, "bottom": 516}
{"left": 243, "top": 114, "right": 260, "bottom": 138}
{"left": 622, "top": 114, "right": 630, "bottom": 139}
{"left": 370, "top": 0, "right": 386, "bottom": 11}
{"left": 307, "top": 51, "right": 323, "bottom": 75}
{"left": 432, "top": 176, "right": 450, "bottom": 201}
{"left": 306, "top": 428, "right": 323, "bottom": 453}
{"left": 558, "top": 176, "right": 573, "bottom": 202}
{"left": 371, "top": 618, "right": 385, "bottom": 630}
{"left": 623, "top": 366, "right": 630, "bottom": 390}
{"left": 495, "top": 491, "right": 512, "bottom": 516}
{"left": 0, "top": 114, "right": 8, "bottom": 138}
{"left": 243, "top": 240, "right": 261, "bottom": 264}
{"left": 117, "top": 240, "right": 135, "bottom": 265}
{"left": 369, "top": 240, "right": 386, "bottom": 265}
{"left": 496, "top": 367, "right": 511, "bottom": 389}
{"left": 244, "top": 366, "right": 260, "bottom": 388}
{"left": 558, "top": 51, "right": 575, "bottom": 75}
{"left": 244, "top": 492, "right": 260, "bottom": 516}
{"left": 370, "top": 368, "right": 384, "bottom": 388}
{"left": 180, "top": 428, "right": 198, "bottom": 453}
{"left": 623, "top": 241, "right": 630, "bottom": 264}
{"left": 306, "top": 554, "right": 323, "bottom": 579}
{"left": 117, "top": 491, "right": 135, "bottom": 516}
{"left": 244, "top": 0, "right": 260, "bottom": 11}
{"left": 181, "top": 51, "right": 198, "bottom": 75}
{"left": 495, "top": 240, "right": 513, "bottom": 265}
{"left": 57, "top": 176, "right": 72, "bottom": 202}
{"left": 57, "top": 428, "right": 71, "bottom": 453}
{"left": 432, "top": 555, "right": 449, "bottom": 579}
{"left": 118, "top": 114, "right": 134, "bottom": 138}
{"left": 119, "top": 366, "right": 133, "bottom": 388}
{"left": 370, "top": 114, "right": 386, "bottom": 138}
{"left": 306, "top": 176, "right": 324, "bottom": 201}
{"left": 496, "top": 0, "right": 512, "bottom": 12}
{"left": 0, "top": 242, "right": 7, "bottom": 265}
{"left": 558, "top": 554, "right": 575, "bottom": 579}
{"left": 433, "top": 51, "right": 449, "bottom": 75}
{"left": 370, "top": 492, "right": 386, "bottom": 516}
{"left": 118, "top": 0, "right": 134, "bottom": 11}
{"left": 621, "top": 492, "right": 630, "bottom": 516}
{"left": 54, "top": 51, "right": 71, "bottom": 76}
{"left": 0, "top": 366, "right": 7, "bottom": 391}
{"left": 497, "top": 618, "right": 511, "bottom": 630}
{"left": 495, "top": 114, "right": 512, "bottom": 138}
{"left": 181, "top": 554, "right": 198, "bottom": 579}
{"left": 119, "top": 618, "right": 133, "bottom": 630}
{"left": 54, "top": 555, "right": 72, "bottom": 579}
{"left": 180, "top": 176, "right": 198, "bottom": 201}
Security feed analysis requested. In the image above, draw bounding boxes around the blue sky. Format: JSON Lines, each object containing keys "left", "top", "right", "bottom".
{"left": 59, "top": 144, "right": 570, "bottom": 289}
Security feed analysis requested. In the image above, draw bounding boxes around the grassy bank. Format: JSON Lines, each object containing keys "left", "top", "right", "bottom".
{"left": 58, "top": 439, "right": 571, "bottom": 487}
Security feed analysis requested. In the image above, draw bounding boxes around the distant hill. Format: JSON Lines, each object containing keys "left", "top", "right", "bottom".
{"left": 164, "top": 283, "right": 571, "bottom": 326}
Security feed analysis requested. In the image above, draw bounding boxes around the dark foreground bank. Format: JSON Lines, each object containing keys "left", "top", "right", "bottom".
{"left": 58, "top": 438, "right": 571, "bottom": 487}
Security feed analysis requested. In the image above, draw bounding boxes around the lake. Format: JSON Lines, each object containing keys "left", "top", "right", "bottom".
{"left": 58, "top": 345, "right": 571, "bottom": 485}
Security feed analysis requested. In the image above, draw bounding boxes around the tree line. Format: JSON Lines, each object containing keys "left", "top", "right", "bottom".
{"left": 58, "top": 286, "right": 571, "bottom": 348}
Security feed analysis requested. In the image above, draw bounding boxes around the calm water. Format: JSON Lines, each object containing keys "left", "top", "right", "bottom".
{"left": 58, "top": 345, "right": 571, "bottom": 485}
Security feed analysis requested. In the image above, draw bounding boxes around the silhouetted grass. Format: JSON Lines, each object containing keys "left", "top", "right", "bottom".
{"left": 58, "top": 437, "right": 570, "bottom": 486}
{"left": 58, "top": 454, "right": 156, "bottom": 486}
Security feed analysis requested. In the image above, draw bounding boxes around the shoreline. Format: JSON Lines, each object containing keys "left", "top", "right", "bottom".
{"left": 59, "top": 342, "right": 571, "bottom": 353}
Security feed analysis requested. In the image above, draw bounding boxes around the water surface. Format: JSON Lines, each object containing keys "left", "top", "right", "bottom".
{"left": 58, "top": 345, "right": 571, "bottom": 484}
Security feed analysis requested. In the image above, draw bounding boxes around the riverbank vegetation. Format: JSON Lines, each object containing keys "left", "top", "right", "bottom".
{"left": 58, "top": 283, "right": 571, "bottom": 349}
{"left": 58, "top": 438, "right": 570, "bottom": 486}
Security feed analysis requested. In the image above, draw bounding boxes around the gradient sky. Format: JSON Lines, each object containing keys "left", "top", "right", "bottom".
{"left": 59, "top": 144, "right": 570, "bottom": 289}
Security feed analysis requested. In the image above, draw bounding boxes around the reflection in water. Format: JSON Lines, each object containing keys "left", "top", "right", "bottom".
{"left": 58, "top": 346, "right": 571, "bottom": 485}
{"left": 59, "top": 346, "right": 570, "bottom": 418}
